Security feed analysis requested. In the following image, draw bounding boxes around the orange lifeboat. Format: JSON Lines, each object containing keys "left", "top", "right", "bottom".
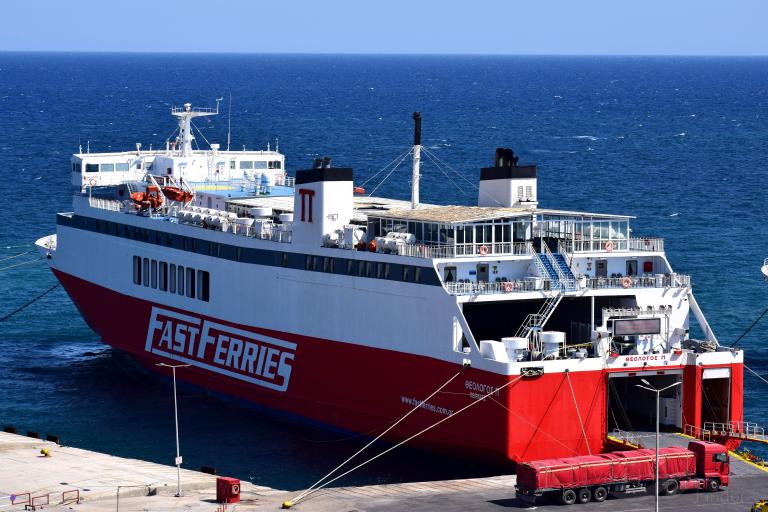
{"left": 353, "top": 186, "right": 366, "bottom": 195}
{"left": 130, "top": 186, "right": 165, "bottom": 211}
{"left": 161, "top": 186, "right": 194, "bottom": 203}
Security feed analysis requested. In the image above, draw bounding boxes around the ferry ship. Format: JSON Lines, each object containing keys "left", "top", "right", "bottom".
{"left": 37, "top": 103, "right": 744, "bottom": 463}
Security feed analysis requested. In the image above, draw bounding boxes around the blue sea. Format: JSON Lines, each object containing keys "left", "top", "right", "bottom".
{"left": 1, "top": 53, "right": 767, "bottom": 489}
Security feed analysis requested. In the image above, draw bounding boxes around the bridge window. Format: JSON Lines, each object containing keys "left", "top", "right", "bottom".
{"left": 72, "top": 163, "right": 82, "bottom": 173}
{"left": 116, "top": 163, "right": 129, "bottom": 172}
{"left": 100, "top": 163, "right": 115, "bottom": 172}
{"left": 240, "top": 161, "right": 254, "bottom": 170}
{"left": 85, "top": 163, "right": 99, "bottom": 173}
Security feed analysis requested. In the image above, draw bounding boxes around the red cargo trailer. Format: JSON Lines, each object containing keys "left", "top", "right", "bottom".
{"left": 515, "top": 441, "right": 729, "bottom": 505}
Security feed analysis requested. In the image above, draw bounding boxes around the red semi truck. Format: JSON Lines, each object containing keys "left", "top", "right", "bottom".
{"left": 515, "top": 441, "right": 729, "bottom": 505}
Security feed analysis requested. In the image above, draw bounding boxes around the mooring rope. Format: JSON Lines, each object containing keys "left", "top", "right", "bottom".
{"left": 0, "top": 283, "right": 61, "bottom": 323}
{"left": 0, "top": 251, "right": 32, "bottom": 263}
{"left": 290, "top": 364, "right": 469, "bottom": 504}
{"left": 286, "top": 374, "right": 523, "bottom": 508}
{"left": 729, "top": 304, "right": 768, "bottom": 348}
{"left": 0, "top": 259, "right": 43, "bottom": 272}
{"left": 745, "top": 364, "right": 768, "bottom": 387}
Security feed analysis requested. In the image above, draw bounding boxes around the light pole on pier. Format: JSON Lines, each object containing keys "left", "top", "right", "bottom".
{"left": 156, "top": 363, "right": 191, "bottom": 497}
{"left": 636, "top": 379, "right": 682, "bottom": 512}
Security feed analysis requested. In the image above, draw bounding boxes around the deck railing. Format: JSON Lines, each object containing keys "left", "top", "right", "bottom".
{"left": 397, "top": 242, "right": 530, "bottom": 259}
{"left": 444, "top": 272, "right": 691, "bottom": 296}
{"left": 560, "top": 237, "right": 664, "bottom": 253}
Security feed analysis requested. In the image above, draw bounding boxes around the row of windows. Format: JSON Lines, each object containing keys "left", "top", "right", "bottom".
{"left": 75, "top": 162, "right": 135, "bottom": 173}
{"left": 61, "top": 214, "right": 439, "bottom": 286}
{"left": 303, "top": 255, "right": 423, "bottom": 282}
{"left": 132, "top": 256, "right": 210, "bottom": 301}
{"left": 236, "top": 160, "right": 282, "bottom": 170}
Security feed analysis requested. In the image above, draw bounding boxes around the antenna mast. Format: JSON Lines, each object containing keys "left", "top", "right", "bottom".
{"left": 411, "top": 112, "right": 422, "bottom": 209}
{"left": 227, "top": 92, "right": 232, "bottom": 151}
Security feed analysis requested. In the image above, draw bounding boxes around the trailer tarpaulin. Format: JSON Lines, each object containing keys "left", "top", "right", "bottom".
{"left": 517, "top": 446, "right": 696, "bottom": 491}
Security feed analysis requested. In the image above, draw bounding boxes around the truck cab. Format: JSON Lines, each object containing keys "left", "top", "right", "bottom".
{"left": 688, "top": 441, "right": 730, "bottom": 487}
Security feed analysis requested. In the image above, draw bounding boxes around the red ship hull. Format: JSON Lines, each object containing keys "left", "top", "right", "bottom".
{"left": 53, "top": 268, "right": 742, "bottom": 463}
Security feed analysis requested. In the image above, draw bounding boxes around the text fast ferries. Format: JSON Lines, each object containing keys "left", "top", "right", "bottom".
{"left": 36, "top": 105, "right": 744, "bottom": 464}
{"left": 146, "top": 307, "right": 295, "bottom": 392}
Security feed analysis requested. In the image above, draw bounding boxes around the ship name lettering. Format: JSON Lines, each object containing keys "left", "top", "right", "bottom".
{"left": 622, "top": 354, "right": 667, "bottom": 362}
{"left": 145, "top": 307, "right": 297, "bottom": 392}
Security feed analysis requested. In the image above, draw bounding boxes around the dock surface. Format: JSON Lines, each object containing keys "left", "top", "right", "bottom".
{"left": 1, "top": 431, "right": 766, "bottom": 511}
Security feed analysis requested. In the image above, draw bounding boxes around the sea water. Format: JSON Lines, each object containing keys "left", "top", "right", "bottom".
{"left": 0, "top": 53, "right": 767, "bottom": 489}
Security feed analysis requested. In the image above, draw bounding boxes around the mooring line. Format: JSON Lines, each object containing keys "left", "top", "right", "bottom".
{"left": 0, "top": 283, "right": 61, "bottom": 323}
{"left": 745, "top": 364, "right": 768, "bottom": 386}
{"left": 286, "top": 374, "right": 523, "bottom": 508}
{"left": 0, "top": 259, "right": 43, "bottom": 272}
{"left": 0, "top": 251, "right": 32, "bottom": 263}
{"left": 290, "top": 364, "right": 469, "bottom": 504}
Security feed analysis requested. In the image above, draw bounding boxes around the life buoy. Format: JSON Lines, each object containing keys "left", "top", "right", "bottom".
{"left": 231, "top": 484, "right": 240, "bottom": 494}
{"left": 88, "top": 178, "right": 97, "bottom": 187}
{"left": 621, "top": 276, "right": 632, "bottom": 288}
{"left": 604, "top": 241, "right": 614, "bottom": 252}
{"left": 504, "top": 281, "right": 514, "bottom": 293}
{"left": 479, "top": 245, "right": 488, "bottom": 256}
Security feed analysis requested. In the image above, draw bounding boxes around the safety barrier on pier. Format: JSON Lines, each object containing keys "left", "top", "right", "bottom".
{"left": 685, "top": 421, "right": 768, "bottom": 445}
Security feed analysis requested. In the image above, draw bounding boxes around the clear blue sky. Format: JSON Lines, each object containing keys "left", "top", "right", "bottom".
{"left": 2, "top": 0, "right": 766, "bottom": 55}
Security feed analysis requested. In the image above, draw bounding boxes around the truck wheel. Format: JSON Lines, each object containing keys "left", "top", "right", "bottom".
{"left": 706, "top": 479, "right": 720, "bottom": 492}
{"left": 577, "top": 488, "right": 592, "bottom": 504}
{"left": 560, "top": 489, "right": 577, "bottom": 505}
{"left": 592, "top": 486, "right": 608, "bottom": 502}
{"left": 662, "top": 479, "right": 679, "bottom": 496}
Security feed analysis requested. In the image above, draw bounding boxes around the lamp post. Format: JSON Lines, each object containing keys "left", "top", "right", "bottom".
{"left": 635, "top": 379, "right": 682, "bottom": 512}
{"left": 156, "top": 363, "right": 190, "bottom": 497}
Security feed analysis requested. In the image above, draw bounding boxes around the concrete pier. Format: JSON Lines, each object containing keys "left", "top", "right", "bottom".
{"left": 1, "top": 431, "right": 766, "bottom": 511}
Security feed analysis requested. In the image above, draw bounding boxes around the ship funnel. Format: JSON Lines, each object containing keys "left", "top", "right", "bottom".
{"left": 478, "top": 147, "right": 537, "bottom": 208}
{"left": 292, "top": 159, "right": 353, "bottom": 248}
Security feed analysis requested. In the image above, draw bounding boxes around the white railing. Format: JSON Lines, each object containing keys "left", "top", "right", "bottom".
{"left": 255, "top": 227, "right": 292, "bottom": 243}
{"left": 397, "top": 242, "right": 531, "bottom": 259}
{"left": 444, "top": 272, "right": 691, "bottom": 296}
{"left": 444, "top": 279, "right": 544, "bottom": 295}
{"left": 283, "top": 176, "right": 295, "bottom": 187}
{"left": 586, "top": 273, "right": 690, "bottom": 289}
{"left": 88, "top": 196, "right": 124, "bottom": 212}
{"left": 560, "top": 237, "right": 664, "bottom": 253}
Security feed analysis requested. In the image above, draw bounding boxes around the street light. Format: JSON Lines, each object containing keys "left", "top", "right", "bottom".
{"left": 636, "top": 378, "right": 682, "bottom": 512}
{"left": 156, "top": 363, "right": 190, "bottom": 497}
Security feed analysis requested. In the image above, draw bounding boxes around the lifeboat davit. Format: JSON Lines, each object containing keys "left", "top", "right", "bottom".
{"left": 130, "top": 186, "right": 165, "bottom": 211}
{"left": 161, "top": 186, "right": 194, "bottom": 203}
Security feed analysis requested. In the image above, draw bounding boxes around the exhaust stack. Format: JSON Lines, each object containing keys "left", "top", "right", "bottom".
{"left": 411, "top": 112, "right": 422, "bottom": 209}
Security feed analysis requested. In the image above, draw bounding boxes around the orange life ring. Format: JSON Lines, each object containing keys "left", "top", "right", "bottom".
{"left": 604, "top": 241, "right": 614, "bottom": 252}
{"left": 621, "top": 276, "right": 632, "bottom": 288}
{"left": 231, "top": 484, "right": 240, "bottom": 494}
{"left": 88, "top": 178, "right": 97, "bottom": 187}
{"left": 504, "top": 281, "right": 514, "bottom": 293}
{"left": 479, "top": 245, "right": 488, "bottom": 256}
